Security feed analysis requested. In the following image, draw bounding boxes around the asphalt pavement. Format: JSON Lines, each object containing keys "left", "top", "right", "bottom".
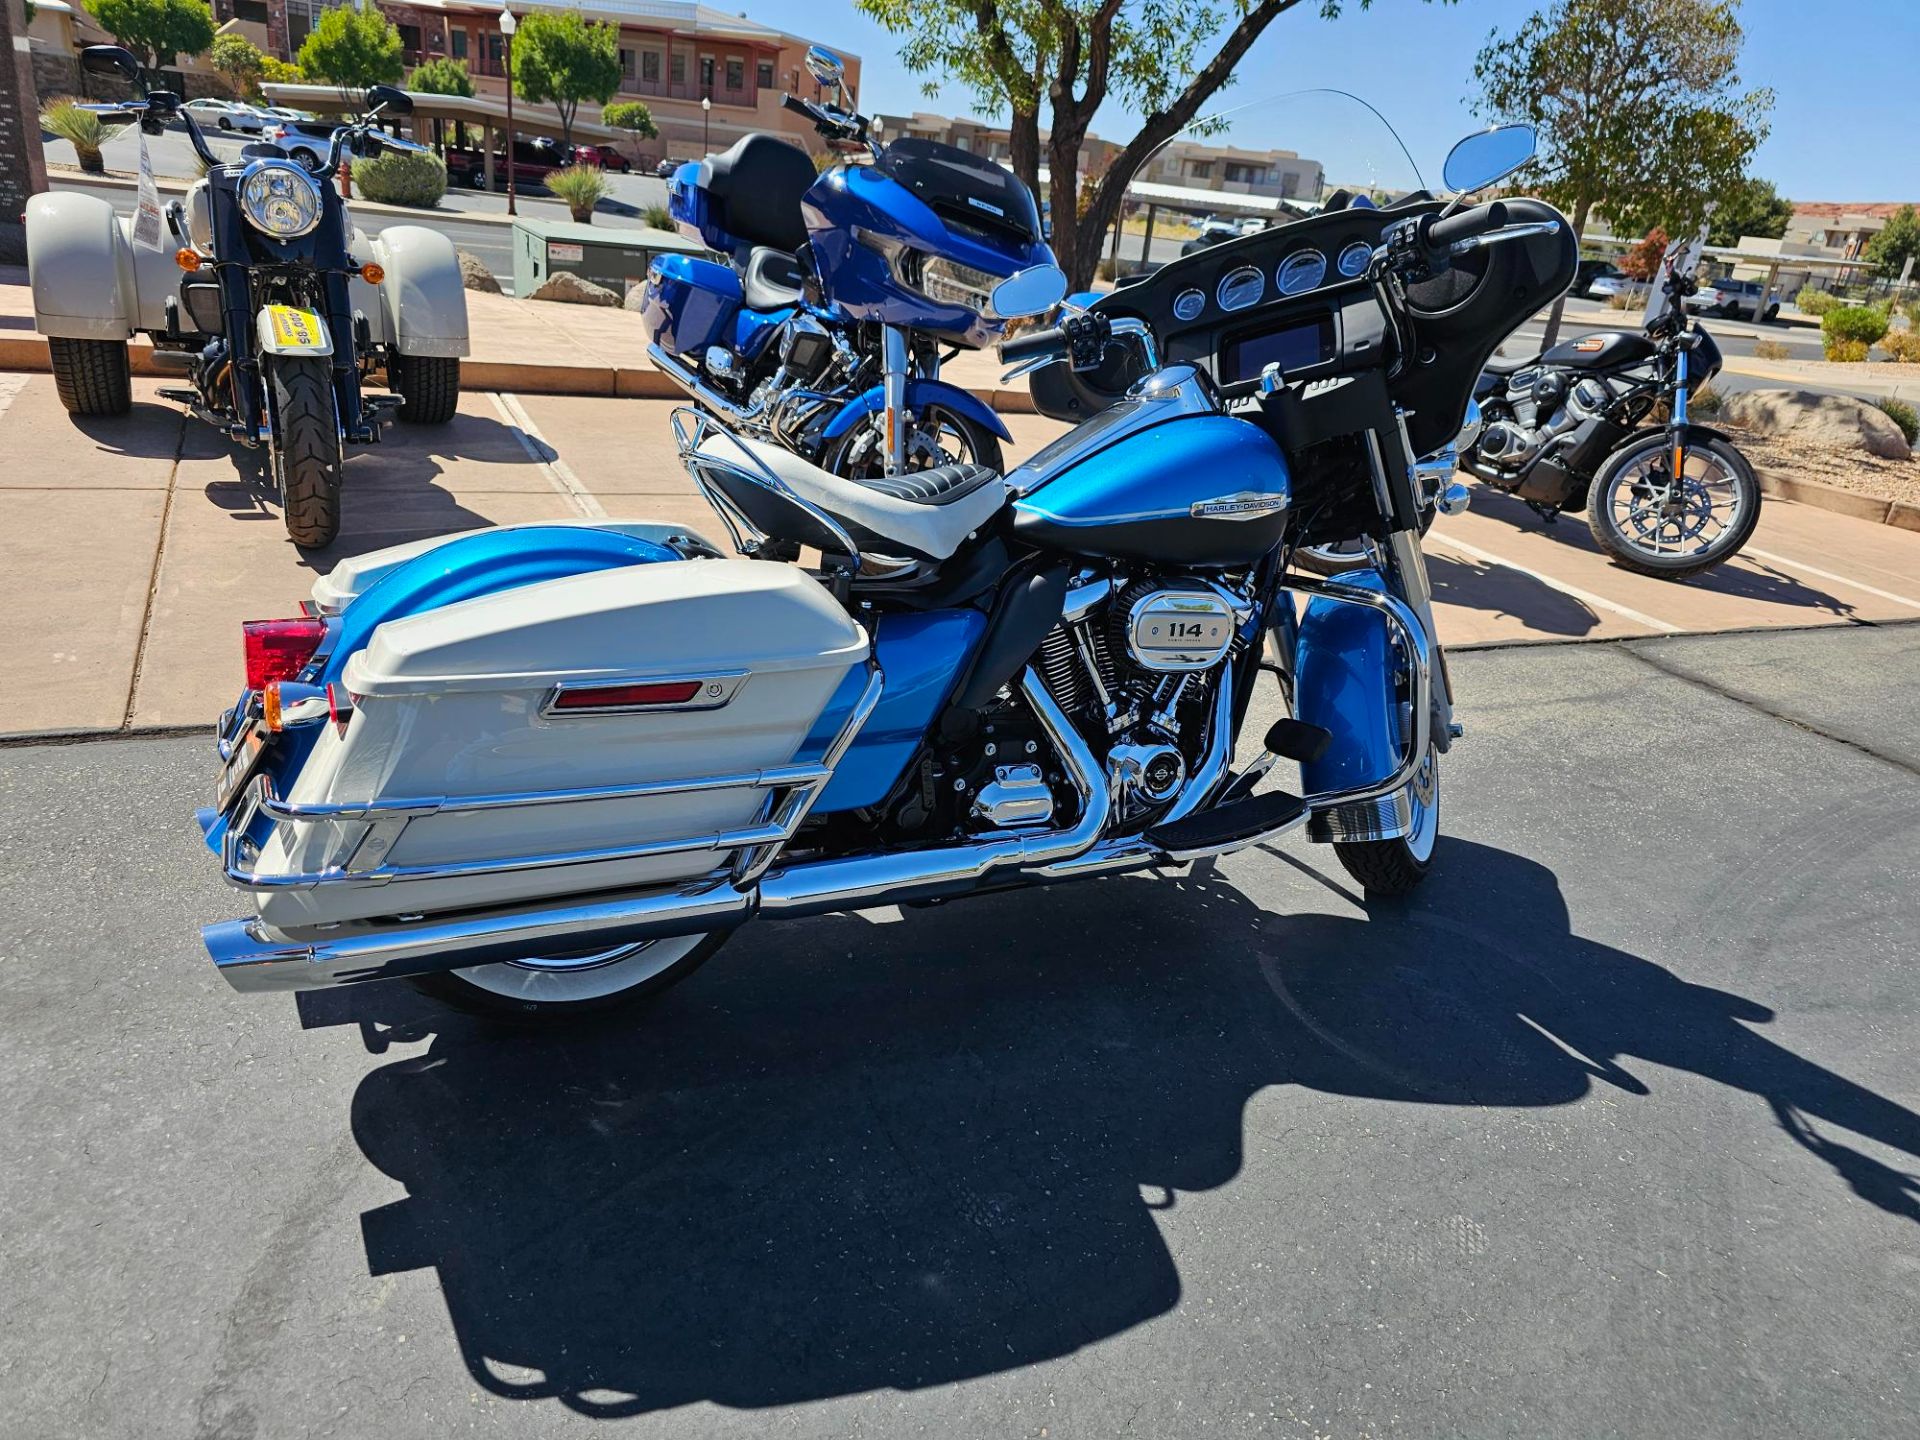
{"left": 3, "top": 622, "right": 1918, "bottom": 1437}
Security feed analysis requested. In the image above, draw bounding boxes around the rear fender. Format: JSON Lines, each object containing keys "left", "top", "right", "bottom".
{"left": 820, "top": 377, "right": 1012, "bottom": 444}
{"left": 1293, "top": 568, "right": 1402, "bottom": 794}
{"left": 26, "top": 191, "right": 137, "bottom": 340}
{"left": 370, "top": 225, "right": 470, "bottom": 357}
{"left": 347, "top": 226, "right": 392, "bottom": 346}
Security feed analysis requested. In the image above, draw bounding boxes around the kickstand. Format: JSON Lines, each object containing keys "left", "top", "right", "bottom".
{"left": 1526, "top": 501, "right": 1559, "bottom": 526}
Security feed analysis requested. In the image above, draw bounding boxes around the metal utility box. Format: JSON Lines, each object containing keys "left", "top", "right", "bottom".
{"left": 510, "top": 218, "right": 704, "bottom": 300}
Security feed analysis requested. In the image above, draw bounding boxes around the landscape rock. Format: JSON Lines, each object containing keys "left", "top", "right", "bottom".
{"left": 527, "top": 271, "right": 621, "bottom": 307}
{"left": 1721, "top": 388, "right": 1911, "bottom": 461}
{"left": 622, "top": 283, "right": 649, "bottom": 312}
{"left": 456, "top": 250, "right": 502, "bottom": 294}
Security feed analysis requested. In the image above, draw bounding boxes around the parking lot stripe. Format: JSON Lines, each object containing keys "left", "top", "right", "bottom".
{"left": 487, "top": 391, "right": 607, "bottom": 519}
{"left": 1740, "top": 547, "right": 1920, "bottom": 613}
{"left": 1429, "top": 532, "right": 1683, "bottom": 634}
{"left": 0, "top": 373, "right": 28, "bottom": 420}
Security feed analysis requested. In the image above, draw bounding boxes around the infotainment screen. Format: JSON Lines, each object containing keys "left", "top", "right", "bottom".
{"left": 1221, "top": 315, "right": 1335, "bottom": 383}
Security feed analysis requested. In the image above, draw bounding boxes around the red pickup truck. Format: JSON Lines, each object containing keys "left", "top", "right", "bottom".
{"left": 446, "top": 139, "right": 631, "bottom": 187}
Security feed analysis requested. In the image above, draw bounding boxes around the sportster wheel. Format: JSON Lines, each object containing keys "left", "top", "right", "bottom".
{"left": 1586, "top": 432, "right": 1760, "bottom": 579}
{"left": 412, "top": 932, "right": 729, "bottom": 1019}
{"left": 1333, "top": 743, "right": 1439, "bottom": 897}
{"left": 267, "top": 356, "right": 345, "bottom": 549}
{"left": 822, "top": 402, "right": 1005, "bottom": 478}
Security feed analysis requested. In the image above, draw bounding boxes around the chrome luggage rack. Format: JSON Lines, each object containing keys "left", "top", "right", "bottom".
{"left": 220, "top": 667, "right": 884, "bottom": 894}
{"left": 670, "top": 406, "right": 865, "bottom": 570}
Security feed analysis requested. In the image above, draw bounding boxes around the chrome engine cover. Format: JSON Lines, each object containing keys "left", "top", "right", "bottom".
{"left": 1124, "top": 588, "right": 1236, "bottom": 672}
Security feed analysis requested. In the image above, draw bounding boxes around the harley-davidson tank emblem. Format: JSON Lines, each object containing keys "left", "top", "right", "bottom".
{"left": 1189, "top": 492, "right": 1288, "bottom": 520}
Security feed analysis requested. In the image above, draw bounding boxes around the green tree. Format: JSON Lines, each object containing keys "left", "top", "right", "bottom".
{"left": 1474, "top": 0, "right": 1772, "bottom": 346}
{"left": 856, "top": 0, "right": 1436, "bottom": 291}
{"left": 511, "top": 9, "right": 619, "bottom": 150}
{"left": 1864, "top": 204, "right": 1920, "bottom": 281}
{"left": 91, "top": 0, "right": 215, "bottom": 73}
{"left": 602, "top": 100, "right": 657, "bottom": 138}
{"left": 1705, "top": 175, "right": 1793, "bottom": 248}
{"left": 209, "top": 32, "right": 264, "bottom": 98}
{"left": 408, "top": 56, "right": 474, "bottom": 97}
{"left": 297, "top": 4, "right": 403, "bottom": 89}
{"left": 260, "top": 55, "right": 305, "bottom": 86}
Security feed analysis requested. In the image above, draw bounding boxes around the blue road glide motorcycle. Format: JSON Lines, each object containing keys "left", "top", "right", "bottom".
{"left": 192, "top": 110, "right": 1574, "bottom": 1018}
{"left": 639, "top": 47, "right": 1059, "bottom": 479}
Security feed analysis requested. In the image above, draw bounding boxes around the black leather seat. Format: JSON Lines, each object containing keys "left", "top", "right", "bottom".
{"left": 859, "top": 462, "right": 1001, "bottom": 506}
{"left": 1483, "top": 351, "right": 1539, "bottom": 376}
{"left": 700, "top": 135, "right": 816, "bottom": 253}
{"left": 742, "top": 247, "right": 806, "bottom": 311}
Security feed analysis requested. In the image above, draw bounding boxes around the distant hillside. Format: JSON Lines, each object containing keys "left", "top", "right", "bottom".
{"left": 1791, "top": 201, "right": 1915, "bottom": 220}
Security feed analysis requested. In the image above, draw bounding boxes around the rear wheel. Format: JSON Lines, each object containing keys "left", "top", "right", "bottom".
{"left": 267, "top": 356, "right": 344, "bottom": 549}
{"left": 47, "top": 336, "right": 132, "bottom": 416}
{"left": 412, "top": 931, "right": 729, "bottom": 1019}
{"left": 389, "top": 351, "right": 461, "bottom": 424}
{"left": 1333, "top": 744, "right": 1439, "bottom": 897}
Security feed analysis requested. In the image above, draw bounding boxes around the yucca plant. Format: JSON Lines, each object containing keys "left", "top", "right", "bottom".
{"left": 42, "top": 99, "right": 113, "bottom": 175}
{"left": 545, "top": 165, "right": 609, "bottom": 224}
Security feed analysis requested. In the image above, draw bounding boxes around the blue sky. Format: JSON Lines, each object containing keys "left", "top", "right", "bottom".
{"left": 738, "top": 0, "right": 1918, "bottom": 202}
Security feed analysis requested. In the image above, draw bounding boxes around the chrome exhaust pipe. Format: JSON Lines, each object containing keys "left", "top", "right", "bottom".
{"left": 646, "top": 341, "right": 765, "bottom": 426}
{"left": 203, "top": 670, "right": 1112, "bottom": 993}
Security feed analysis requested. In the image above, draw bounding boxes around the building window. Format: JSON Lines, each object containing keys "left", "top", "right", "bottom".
{"left": 726, "top": 58, "right": 743, "bottom": 91}
{"left": 397, "top": 23, "right": 422, "bottom": 57}
{"left": 757, "top": 59, "right": 774, "bottom": 90}
{"left": 642, "top": 51, "right": 660, "bottom": 83}
{"left": 234, "top": 0, "right": 267, "bottom": 22}
{"left": 449, "top": 28, "right": 467, "bottom": 58}
{"left": 955, "top": 134, "right": 969, "bottom": 151}
{"left": 700, "top": 56, "right": 714, "bottom": 92}
{"left": 1223, "top": 162, "right": 1266, "bottom": 185}
{"left": 671, "top": 52, "right": 686, "bottom": 83}
{"left": 1188, "top": 160, "right": 1212, "bottom": 179}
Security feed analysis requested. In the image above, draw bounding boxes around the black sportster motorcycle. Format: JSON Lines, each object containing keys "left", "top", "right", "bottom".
{"left": 28, "top": 46, "right": 467, "bottom": 548}
{"left": 1464, "top": 239, "right": 1760, "bottom": 578}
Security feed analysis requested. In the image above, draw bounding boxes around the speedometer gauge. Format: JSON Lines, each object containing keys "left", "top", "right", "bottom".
{"left": 1337, "top": 241, "right": 1373, "bottom": 278}
{"left": 1172, "top": 288, "right": 1206, "bottom": 322}
{"left": 1216, "top": 266, "right": 1265, "bottom": 312}
{"left": 1276, "top": 249, "right": 1327, "bottom": 296}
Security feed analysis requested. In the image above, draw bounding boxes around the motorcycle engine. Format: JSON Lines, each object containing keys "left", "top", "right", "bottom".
{"left": 1479, "top": 369, "right": 1615, "bottom": 471}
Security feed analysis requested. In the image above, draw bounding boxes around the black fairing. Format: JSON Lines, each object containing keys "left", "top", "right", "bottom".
{"left": 875, "top": 137, "right": 1043, "bottom": 246}
{"left": 1691, "top": 325, "right": 1724, "bottom": 385}
{"left": 699, "top": 135, "right": 817, "bottom": 253}
{"left": 1540, "top": 329, "right": 1657, "bottom": 371}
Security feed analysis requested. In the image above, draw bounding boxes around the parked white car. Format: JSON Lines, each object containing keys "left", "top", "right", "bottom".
{"left": 179, "top": 97, "right": 269, "bottom": 135}
{"left": 1586, "top": 271, "right": 1638, "bottom": 300}
{"left": 1687, "top": 277, "right": 1781, "bottom": 322}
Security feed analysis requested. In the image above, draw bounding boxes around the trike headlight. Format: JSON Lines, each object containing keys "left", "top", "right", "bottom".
{"left": 238, "top": 159, "right": 323, "bottom": 239}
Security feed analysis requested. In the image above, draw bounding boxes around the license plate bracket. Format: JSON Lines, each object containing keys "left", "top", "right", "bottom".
{"left": 216, "top": 718, "right": 273, "bottom": 815}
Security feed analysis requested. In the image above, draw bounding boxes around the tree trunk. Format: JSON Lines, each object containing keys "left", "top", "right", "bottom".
{"left": 1538, "top": 193, "right": 1593, "bottom": 350}
{"left": 1007, "top": 105, "right": 1040, "bottom": 210}
{"left": 1047, "top": 124, "right": 1090, "bottom": 290}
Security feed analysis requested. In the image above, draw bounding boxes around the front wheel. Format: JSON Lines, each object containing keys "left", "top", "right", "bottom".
{"left": 412, "top": 931, "right": 729, "bottom": 1019}
{"left": 267, "top": 356, "right": 344, "bottom": 549}
{"left": 47, "top": 336, "right": 131, "bottom": 416}
{"left": 821, "top": 402, "right": 1005, "bottom": 479}
{"left": 1332, "top": 744, "right": 1439, "bottom": 897}
{"left": 389, "top": 351, "right": 460, "bottom": 424}
{"left": 1586, "top": 431, "right": 1760, "bottom": 579}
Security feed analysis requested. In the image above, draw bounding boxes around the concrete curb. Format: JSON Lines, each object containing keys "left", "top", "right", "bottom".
{"left": 1755, "top": 467, "right": 1920, "bottom": 533}
{"left": 0, "top": 328, "right": 1040, "bottom": 411}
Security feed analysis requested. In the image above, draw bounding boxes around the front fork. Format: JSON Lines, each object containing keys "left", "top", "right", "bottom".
{"left": 881, "top": 324, "right": 910, "bottom": 476}
{"left": 1667, "top": 344, "right": 1691, "bottom": 486}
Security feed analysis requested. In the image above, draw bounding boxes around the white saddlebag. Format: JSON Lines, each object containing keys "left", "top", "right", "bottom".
{"left": 252, "top": 558, "right": 867, "bottom": 930}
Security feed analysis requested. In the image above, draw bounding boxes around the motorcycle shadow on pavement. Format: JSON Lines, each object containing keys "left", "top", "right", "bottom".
{"left": 298, "top": 837, "right": 1920, "bottom": 1417}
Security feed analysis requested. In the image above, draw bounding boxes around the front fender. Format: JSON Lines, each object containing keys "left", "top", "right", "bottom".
{"left": 1293, "top": 568, "right": 1401, "bottom": 795}
{"left": 370, "top": 225, "right": 471, "bottom": 358}
{"left": 820, "top": 377, "right": 1013, "bottom": 444}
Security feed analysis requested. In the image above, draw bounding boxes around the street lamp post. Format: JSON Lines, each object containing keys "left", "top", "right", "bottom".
{"left": 701, "top": 94, "right": 710, "bottom": 154}
{"left": 499, "top": 4, "right": 518, "bottom": 217}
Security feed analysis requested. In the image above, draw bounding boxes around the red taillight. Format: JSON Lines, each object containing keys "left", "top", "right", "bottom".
{"left": 242, "top": 617, "right": 327, "bottom": 690}
{"left": 551, "top": 680, "right": 703, "bottom": 711}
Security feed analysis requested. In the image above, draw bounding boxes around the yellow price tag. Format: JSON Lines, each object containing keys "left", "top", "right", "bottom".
{"left": 267, "top": 306, "right": 321, "bottom": 349}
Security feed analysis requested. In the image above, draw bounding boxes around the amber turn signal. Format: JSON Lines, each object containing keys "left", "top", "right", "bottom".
{"left": 261, "top": 680, "right": 284, "bottom": 733}
{"left": 360, "top": 262, "right": 385, "bottom": 285}
{"left": 175, "top": 248, "right": 201, "bottom": 272}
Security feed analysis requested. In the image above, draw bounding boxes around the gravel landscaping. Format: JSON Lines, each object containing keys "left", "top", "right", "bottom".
{"left": 1725, "top": 424, "right": 1920, "bottom": 504}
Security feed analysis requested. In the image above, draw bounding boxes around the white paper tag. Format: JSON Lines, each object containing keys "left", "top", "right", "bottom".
{"left": 132, "top": 127, "right": 165, "bottom": 251}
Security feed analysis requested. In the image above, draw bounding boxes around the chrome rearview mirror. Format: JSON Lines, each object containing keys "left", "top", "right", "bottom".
{"left": 804, "top": 46, "right": 845, "bottom": 93}
{"left": 81, "top": 45, "right": 141, "bottom": 82}
{"left": 1442, "top": 124, "right": 1535, "bottom": 195}
{"left": 989, "top": 263, "right": 1068, "bottom": 320}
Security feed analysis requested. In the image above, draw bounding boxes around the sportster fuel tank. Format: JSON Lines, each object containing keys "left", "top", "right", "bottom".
{"left": 1010, "top": 369, "right": 1290, "bottom": 568}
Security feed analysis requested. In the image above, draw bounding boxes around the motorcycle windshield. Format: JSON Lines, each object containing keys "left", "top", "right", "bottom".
{"left": 1133, "top": 88, "right": 1427, "bottom": 227}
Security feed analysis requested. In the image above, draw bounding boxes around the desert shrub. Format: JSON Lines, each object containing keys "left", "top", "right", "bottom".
{"left": 1095, "top": 257, "right": 1119, "bottom": 282}
{"left": 1753, "top": 339, "right": 1792, "bottom": 360}
{"left": 602, "top": 100, "right": 657, "bottom": 137}
{"left": 1822, "top": 305, "right": 1890, "bottom": 360}
{"left": 351, "top": 150, "right": 447, "bottom": 207}
{"left": 41, "top": 98, "right": 114, "bottom": 174}
{"left": 1880, "top": 331, "right": 1920, "bottom": 363}
{"left": 1823, "top": 338, "right": 1869, "bottom": 363}
{"left": 545, "top": 164, "right": 609, "bottom": 223}
{"left": 1874, "top": 397, "right": 1919, "bottom": 445}
{"left": 1795, "top": 285, "right": 1841, "bottom": 316}
{"left": 1687, "top": 384, "right": 1724, "bottom": 417}
{"left": 642, "top": 202, "right": 673, "bottom": 231}
{"left": 1606, "top": 290, "right": 1637, "bottom": 310}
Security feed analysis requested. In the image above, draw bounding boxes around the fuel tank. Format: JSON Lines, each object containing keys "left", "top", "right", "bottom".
{"left": 1542, "top": 329, "right": 1656, "bottom": 370}
{"left": 1012, "top": 405, "right": 1290, "bottom": 568}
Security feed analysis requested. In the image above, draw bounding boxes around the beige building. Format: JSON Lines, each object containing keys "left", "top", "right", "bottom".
{"left": 872, "top": 111, "right": 1121, "bottom": 177}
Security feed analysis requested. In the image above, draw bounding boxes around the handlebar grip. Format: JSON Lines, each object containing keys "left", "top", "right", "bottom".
{"left": 999, "top": 326, "right": 1065, "bottom": 363}
{"left": 781, "top": 94, "right": 812, "bottom": 117}
{"left": 1428, "top": 200, "right": 1510, "bottom": 251}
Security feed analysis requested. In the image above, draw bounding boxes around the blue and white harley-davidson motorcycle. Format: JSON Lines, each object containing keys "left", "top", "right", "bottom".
{"left": 194, "top": 101, "right": 1573, "bottom": 1018}
{"left": 639, "top": 46, "right": 1058, "bottom": 479}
